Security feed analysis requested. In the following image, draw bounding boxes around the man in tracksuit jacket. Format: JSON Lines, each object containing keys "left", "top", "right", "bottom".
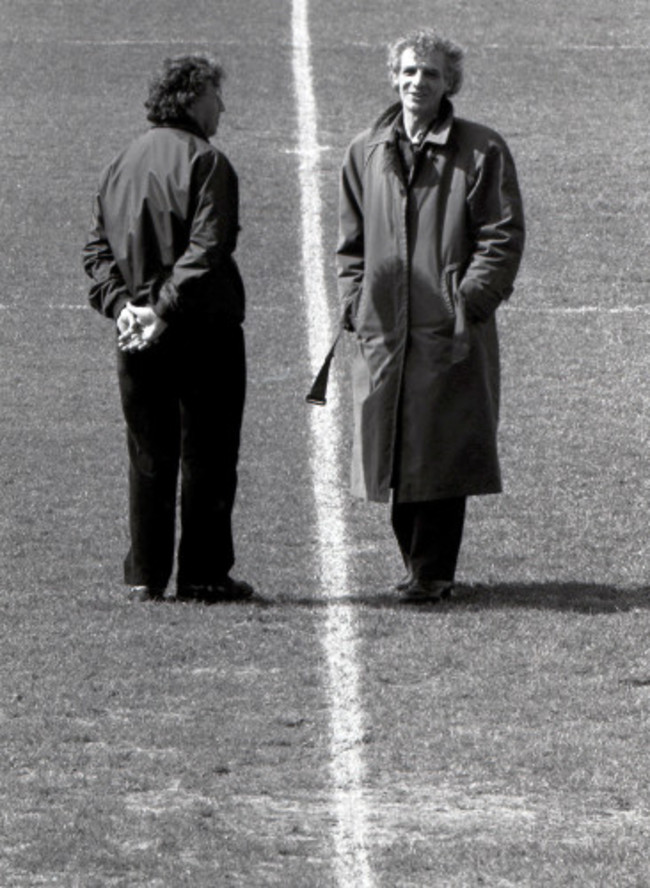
{"left": 83, "top": 54, "right": 254, "bottom": 603}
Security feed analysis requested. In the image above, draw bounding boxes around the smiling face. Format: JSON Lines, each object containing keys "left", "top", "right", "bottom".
{"left": 393, "top": 47, "right": 449, "bottom": 123}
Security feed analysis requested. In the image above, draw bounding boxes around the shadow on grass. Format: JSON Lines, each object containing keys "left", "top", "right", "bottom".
{"left": 264, "top": 583, "right": 650, "bottom": 614}
{"left": 124, "top": 583, "right": 649, "bottom": 614}
{"left": 453, "top": 583, "right": 650, "bottom": 613}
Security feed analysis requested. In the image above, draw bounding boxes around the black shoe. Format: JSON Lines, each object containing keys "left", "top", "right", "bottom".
{"left": 127, "top": 585, "right": 166, "bottom": 602}
{"left": 175, "top": 577, "right": 255, "bottom": 604}
{"left": 174, "top": 584, "right": 204, "bottom": 602}
{"left": 401, "top": 577, "right": 454, "bottom": 603}
{"left": 209, "top": 577, "right": 255, "bottom": 602}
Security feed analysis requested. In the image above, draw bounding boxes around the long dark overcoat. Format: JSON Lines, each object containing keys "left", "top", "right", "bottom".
{"left": 337, "top": 100, "right": 525, "bottom": 503}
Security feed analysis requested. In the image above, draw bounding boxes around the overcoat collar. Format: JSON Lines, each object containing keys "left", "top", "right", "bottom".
{"left": 367, "top": 97, "right": 455, "bottom": 148}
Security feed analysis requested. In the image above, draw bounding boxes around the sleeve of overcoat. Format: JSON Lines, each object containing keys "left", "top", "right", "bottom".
{"left": 460, "top": 138, "right": 525, "bottom": 322}
{"left": 336, "top": 139, "right": 366, "bottom": 331}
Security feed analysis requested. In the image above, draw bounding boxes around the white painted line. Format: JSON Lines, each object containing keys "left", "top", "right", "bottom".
{"left": 482, "top": 43, "right": 650, "bottom": 51}
{"left": 14, "top": 39, "right": 241, "bottom": 46}
{"left": 291, "top": 2, "right": 373, "bottom": 886}
{"left": 2, "top": 303, "right": 645, "bottom": 315}
{"left": 15, "top": 39, "right": 650, "bottom": 52}
{"left": 504, "top": 305, "right": 650, "bottom": 314}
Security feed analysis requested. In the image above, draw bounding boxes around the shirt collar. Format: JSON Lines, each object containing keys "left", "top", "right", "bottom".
{"left": 369, "top": 97, "right": 454, "bottom": 148}
{"left": 396, "top": 101, "right": 453, "bottom": 146}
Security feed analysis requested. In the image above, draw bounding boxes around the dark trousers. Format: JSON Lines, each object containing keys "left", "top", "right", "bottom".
{"left": 391, "top": 497, "right": 467, "bottom": 582}
{"left": 117, "top": 317, "right": 245, "bottom": 589}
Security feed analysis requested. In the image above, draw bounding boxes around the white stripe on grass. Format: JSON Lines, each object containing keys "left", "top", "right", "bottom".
{"left": 20, "top": 39, "right": 650, "bottom": 52}
{"left": 291, "top": 1, "right": 373, "bottom": 886}
{"left": 504, "top": 305, "right": 650, "bottom": 314}
{"left": 10, "top": 304, "right": 649, "bottom": 314}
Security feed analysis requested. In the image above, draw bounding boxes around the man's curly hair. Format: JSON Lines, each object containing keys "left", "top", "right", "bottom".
{"left": 388, "top": 29, "right": 464, "bottom": 97}
{"left": 145, "top": 54, "right": 224, "bottom": 124}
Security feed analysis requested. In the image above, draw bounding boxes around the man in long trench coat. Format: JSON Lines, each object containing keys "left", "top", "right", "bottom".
{"left": 83, "top": 55, "right": 254, "bottom": 604}
{"left": 337, "top": 29, "right": 525, "bottom": 601}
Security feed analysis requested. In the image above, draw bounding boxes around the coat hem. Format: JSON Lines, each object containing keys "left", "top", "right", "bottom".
{"left": 351, "top": 484, "right": 503, "bottom": 503}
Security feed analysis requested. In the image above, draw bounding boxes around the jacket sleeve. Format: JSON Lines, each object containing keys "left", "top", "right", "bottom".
{"left": 82, "top": 195, "right": 130, "bottom": 320}
{"left": 460, "top": 138, "right": 525, "bottom": 322}
{"left": 153, "top": 151, "right": 240, "bottom": 320}
{"left": 336, "top": 140, "right": 365, "bottom": 331}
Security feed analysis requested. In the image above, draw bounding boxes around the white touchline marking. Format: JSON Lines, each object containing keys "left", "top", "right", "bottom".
{"left": 291, "top": 1, "right": 373, "bottom": 886}
{"left": 14, "top": 38, "right": 650, "bottom": 52}
{"left": 3, "top": 304, "right": 647, "bottom": 314}
{"left": 503, "top": 305, "right": 650, "bottom": 314}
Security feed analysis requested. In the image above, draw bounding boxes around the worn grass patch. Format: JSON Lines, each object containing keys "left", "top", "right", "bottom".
{"left": 356, "top": 592, "right": 650, "bottom": 885}
{"left": 0, "top": 590, "right": 336, "bottom": 886}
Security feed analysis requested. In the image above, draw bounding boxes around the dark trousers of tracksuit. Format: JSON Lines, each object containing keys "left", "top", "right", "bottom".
{"left": 391, "top": 496, "right": 467, "bottom": 583}
{"left": 117, "top": 317, "right": 245, "bottom": 590}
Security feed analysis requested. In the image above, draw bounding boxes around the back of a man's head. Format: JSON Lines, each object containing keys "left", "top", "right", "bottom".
{"left": 145, "top": 54, "right": 224, "bottom": 124}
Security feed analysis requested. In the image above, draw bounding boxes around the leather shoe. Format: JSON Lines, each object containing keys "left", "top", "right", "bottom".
{"left": 127, "top": 585, "right": 165, "bottom": 602}
{"left": 176, "top": 577, "right": 255, "bottom": 604}
{"left": 401, "top": 577, "right": 453, "bottom": 603}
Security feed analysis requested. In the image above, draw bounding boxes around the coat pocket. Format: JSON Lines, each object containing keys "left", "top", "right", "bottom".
{"left": 441, "top": 264, "right": 459, "bottom": 316}
{"left": 441, "top": 263, "right": 470, "bottom": 364}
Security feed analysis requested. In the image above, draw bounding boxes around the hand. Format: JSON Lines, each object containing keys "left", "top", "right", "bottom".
{"left": 117, "top": 304, "right": 138, "bottom": 336}
{"left": 117, "top": 303, "right": 167, "bottom": 353}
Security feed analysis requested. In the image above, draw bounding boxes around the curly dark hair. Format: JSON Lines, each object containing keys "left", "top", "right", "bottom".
{"left": 145, "top": 54, "right": 224, "bottom": 124}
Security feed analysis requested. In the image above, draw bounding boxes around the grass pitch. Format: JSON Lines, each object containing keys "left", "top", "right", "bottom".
{"left": 1, "top": 0, "right": 649, "bottom": 885}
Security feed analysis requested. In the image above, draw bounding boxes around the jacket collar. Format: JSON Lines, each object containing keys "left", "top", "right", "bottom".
{"left": 368, "top": 97, "right": 454, "bottom": 148}
{"left": 154, "top": 117, "right": 210, "bottom": 141}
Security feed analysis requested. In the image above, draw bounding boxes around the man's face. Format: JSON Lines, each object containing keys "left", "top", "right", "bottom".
{"left": 188, "top": 84, "right": 224, "bottom": 137}
{"left": 394, "top": 47, "right": 449, "bottom": 120}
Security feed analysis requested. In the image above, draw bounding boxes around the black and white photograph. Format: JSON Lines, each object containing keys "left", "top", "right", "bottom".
{"left": 1, "top": 0, "right": 648, "bottom": 884}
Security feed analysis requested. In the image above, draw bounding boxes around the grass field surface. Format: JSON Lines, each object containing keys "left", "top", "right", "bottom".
{"left": 1, "top": 0, "right": 649, "bottom": 885}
